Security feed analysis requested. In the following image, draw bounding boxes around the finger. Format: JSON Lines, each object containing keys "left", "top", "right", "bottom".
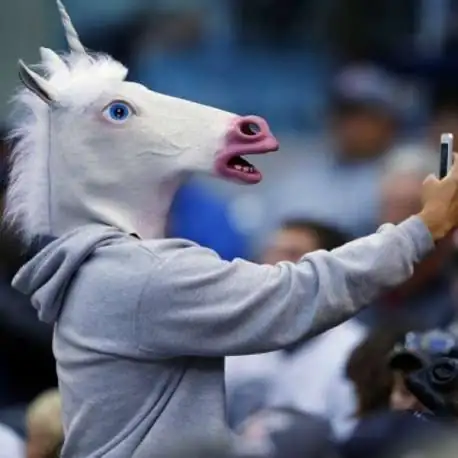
{"left": 423, "top": 173, "right": 439, "bottom": 189}
{"left": 447, "top": 153, "right": 458, "bottom": 180}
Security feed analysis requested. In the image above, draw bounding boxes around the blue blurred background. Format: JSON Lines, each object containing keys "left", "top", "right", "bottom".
{"left": 2, "top": 3, "right": 458, "bottom": 457}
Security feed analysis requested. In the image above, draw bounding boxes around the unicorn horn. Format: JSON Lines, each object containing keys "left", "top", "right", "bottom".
{"left": 56, "top": 0, "right": 86, "bottom": 55}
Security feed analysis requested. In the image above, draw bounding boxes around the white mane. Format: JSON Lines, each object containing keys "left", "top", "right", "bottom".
{"left": 5, "top": 52, "right": 127, "bottom": 244}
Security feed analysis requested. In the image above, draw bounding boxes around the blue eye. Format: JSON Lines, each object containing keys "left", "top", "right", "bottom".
{"left": 103, "top": 101, "right": 133, "bottom": 123}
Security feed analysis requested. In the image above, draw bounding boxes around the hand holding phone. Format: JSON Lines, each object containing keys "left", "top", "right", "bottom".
{"left": 440, "top": 133, "right": 454, "bottom": 179}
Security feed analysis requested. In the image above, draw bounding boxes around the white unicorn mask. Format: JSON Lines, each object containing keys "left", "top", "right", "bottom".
{"left": 6, "top": 0, "right": 279, "bottom": 242}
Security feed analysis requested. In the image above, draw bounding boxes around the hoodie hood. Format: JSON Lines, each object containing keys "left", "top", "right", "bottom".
{"left": 12, "top": 225, "right": 127, "bottom": 324}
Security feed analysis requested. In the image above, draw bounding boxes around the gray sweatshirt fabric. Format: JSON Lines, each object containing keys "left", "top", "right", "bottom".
{"left": 12, "top": 216, "right": 433, "bottom": 458}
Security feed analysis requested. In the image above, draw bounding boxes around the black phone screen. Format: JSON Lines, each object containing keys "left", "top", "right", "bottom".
{"left": 440, "top": 142, "right": 450, "bottom": 179}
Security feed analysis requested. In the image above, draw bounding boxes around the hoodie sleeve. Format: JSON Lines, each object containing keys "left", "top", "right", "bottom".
{"left": 136, "top": 216, "right": 433, "bottom": 357}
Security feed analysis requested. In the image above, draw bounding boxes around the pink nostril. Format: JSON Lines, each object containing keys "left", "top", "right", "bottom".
{"left": 235, "top": 116, "right": 268, "bottom": 141}
{"left": 239, "top": 121, "right": 262, "bottom": 137}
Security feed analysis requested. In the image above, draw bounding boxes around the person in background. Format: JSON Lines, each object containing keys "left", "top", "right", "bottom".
{"left": 350, "top": 326, "right": 407, "bottom": 412}
{"left": 388, "top": 351, "right": 426, "bottom": 413}
{"left": 340, "top": 328, "right": 458, "bottom": 458}
{"left": 226, "top": 218, "right": 366, "bottom": 440}
{"left": 263, "top": 64, "right": 402, "bottom": 238}
{"left": 427, "top": 79, "right": 458, "bottom": 149}
{"left": 391, "top": 79, "right": 458, "bottom": 178}
{"left": 344, "top": 325, "right": 407, "bottom": 427}
{"left": 359, "top": 146, "right": 454, "bottom": 329}
{"left": 261, "top": 218, "right": 349, "bottom": 265}
{"left": 26, "top": 389, "right": 62, "bottom": 458}
{"left": 385, "top": 328, "right": 458, "bottom": 413}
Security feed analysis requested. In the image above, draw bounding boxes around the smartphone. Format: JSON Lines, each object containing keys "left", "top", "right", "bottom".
{"left": 440, "top": 133, "right": 454, "bottom": 179}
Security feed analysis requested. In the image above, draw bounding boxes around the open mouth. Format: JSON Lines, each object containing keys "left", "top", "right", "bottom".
{"left": 226, "top": 155, "right": 261, "bottom": 182}
{"left": 215, "top": 138, "right": 279, "bottom": 184}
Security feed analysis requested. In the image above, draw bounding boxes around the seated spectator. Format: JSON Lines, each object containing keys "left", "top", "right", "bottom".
{"left": 261, "top": 219, "right": 348, "bottom": 266}
{"left": 226, "top": 219, "right": 366, "bottom": 440}
{"left": 342, "top": 328, "right": 458, "bottom": 458}
{"left": 348, "top": 326, "right": 458, "bottom": 418}
{"left": 388, "top": 343, "right": 427, "bottom": 413}
{"left": 341, "top": 326, "right": 427, "bottom": 458}
{"left": 345, "top": 325, "right": 408, "bottom": 421}
{"left": 26, "top": 389, "right": 62, "bottom": 458}
{"left": 389, "top": 328, "right": 458, "bottom": 413}
{"left": 261, "top": 64, "right": 402, "bottom": 239}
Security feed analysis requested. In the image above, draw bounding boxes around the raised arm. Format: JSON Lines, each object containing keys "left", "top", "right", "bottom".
{"left": 135, "top": 161, "right": 458, "bottom": 358}
{"left": 135, "top": 216, "right": 431, "bottom": 357}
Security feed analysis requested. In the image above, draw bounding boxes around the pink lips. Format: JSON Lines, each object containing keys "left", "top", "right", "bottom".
{"left": 215, "top": 115, "right": 279, "bottom": 184}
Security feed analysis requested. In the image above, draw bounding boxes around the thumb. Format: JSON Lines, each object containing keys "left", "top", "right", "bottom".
{"left": 423, "top": 173, "right": 439, "bottom": 187}
{"left": 449, "top": 152, "right": 458, "bottom": 179}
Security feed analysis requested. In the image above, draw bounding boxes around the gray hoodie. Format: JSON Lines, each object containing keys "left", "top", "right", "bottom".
{"left": 13, "top": 216, "right": 432, "bottom": 458}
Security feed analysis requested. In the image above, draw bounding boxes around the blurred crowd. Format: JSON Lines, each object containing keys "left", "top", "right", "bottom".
{"left": 3, "top": 0, "right": 458, "bottom": 457}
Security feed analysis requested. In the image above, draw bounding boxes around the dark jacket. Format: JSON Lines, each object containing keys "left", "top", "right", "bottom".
{"left": 0, "top": 230, "right": 56, "bottom": 406}
{"left": 340, "top": 410, "right": 450, "bottom": 458}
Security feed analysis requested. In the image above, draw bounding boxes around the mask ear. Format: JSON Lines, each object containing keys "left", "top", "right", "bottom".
{"left": 39, "top": 47, "right": 68, "bottom": 75}
{"left": 18, "top": 60, "right": 56, "bottom": 105}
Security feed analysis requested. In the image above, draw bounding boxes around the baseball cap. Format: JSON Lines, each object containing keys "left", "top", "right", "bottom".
{"left": 389, "top": 346, "right": 430, "bottom": 372}
{"left": 332, "top": 64, "right": 404, "bottom": 117}
{"left": 389, "top": 330, "right": 458, "bottom": 372}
